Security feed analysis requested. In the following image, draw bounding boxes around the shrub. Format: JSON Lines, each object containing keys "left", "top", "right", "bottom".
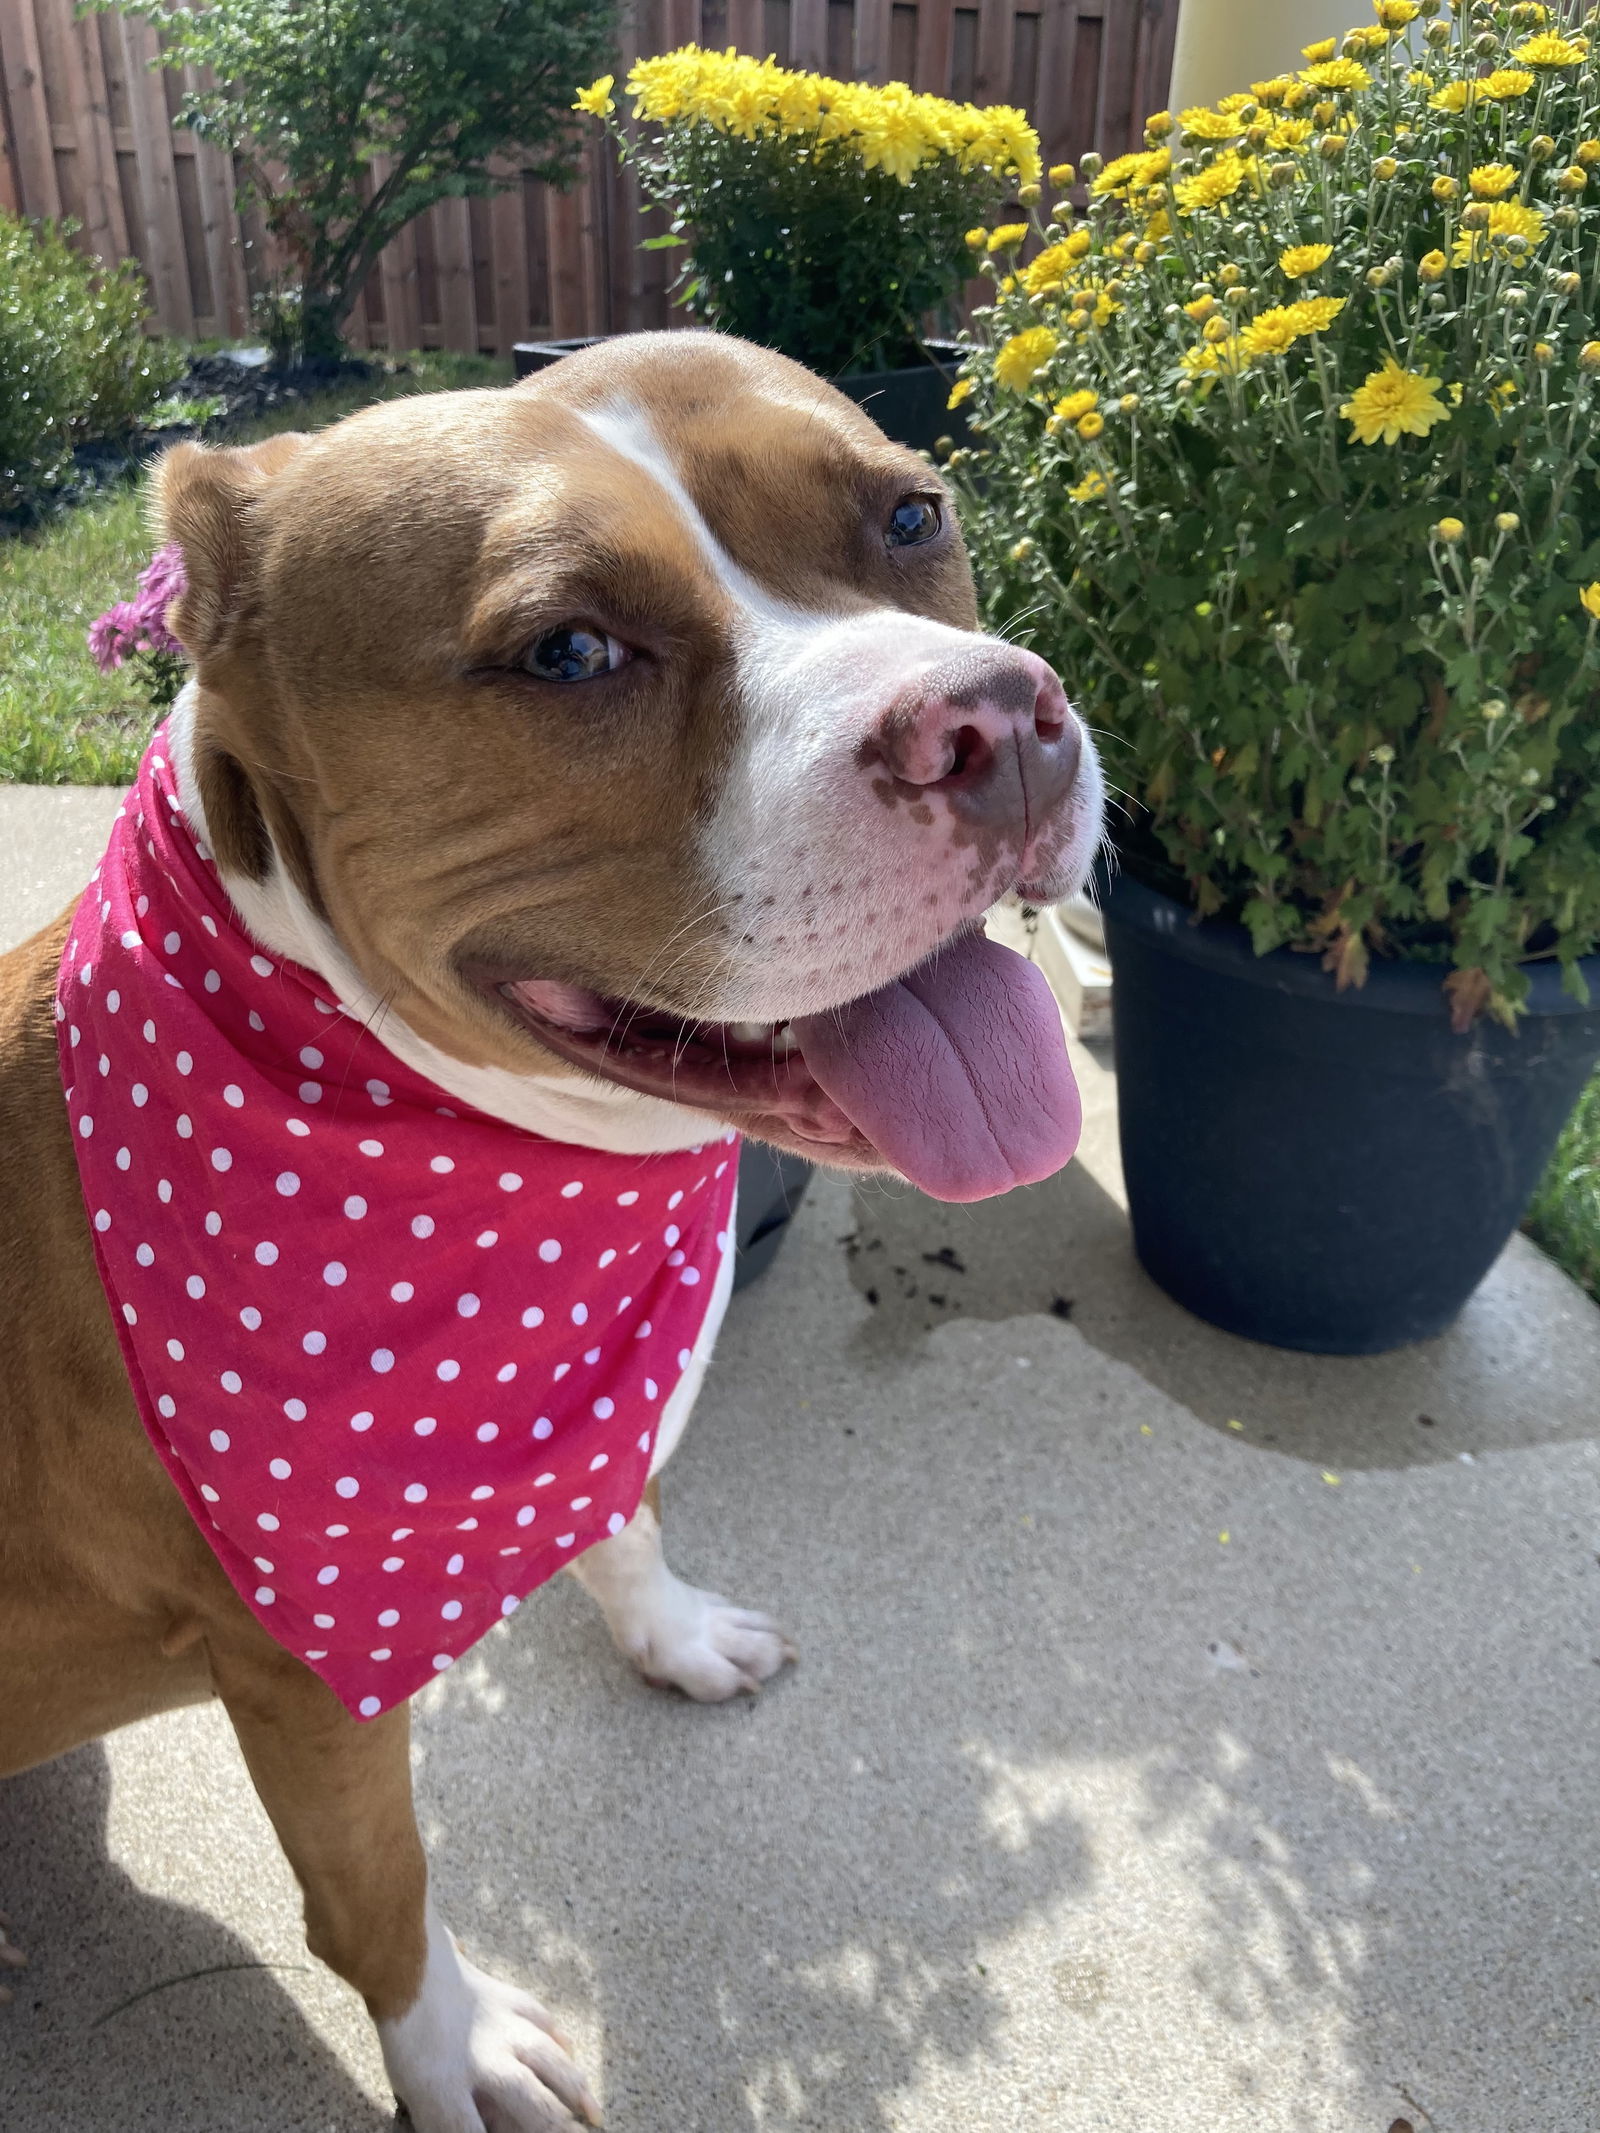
{"left": 954, "top": 0, "right": 1600, "bottom": 1025}
{"left": 97, "top": 0, "right": 620, "bottom": 361}
{"left": 0, "top": 213, "right": 179, "bottom": 510}
{"left": 577, "top": 49, "right": 1040, "bottom": 376}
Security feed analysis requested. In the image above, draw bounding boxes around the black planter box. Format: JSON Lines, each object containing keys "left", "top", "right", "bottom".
{"left": 511, "top": 335, "right": 970, "bottom": 456}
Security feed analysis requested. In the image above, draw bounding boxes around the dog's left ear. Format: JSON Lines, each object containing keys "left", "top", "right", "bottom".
{"left": 152, "top": 432, "right": 310, "bottom": 666}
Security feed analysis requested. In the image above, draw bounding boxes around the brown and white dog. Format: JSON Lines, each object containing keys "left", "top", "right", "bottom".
{"left": 0, "top": 332, "right": 1102, "bottom": 2130}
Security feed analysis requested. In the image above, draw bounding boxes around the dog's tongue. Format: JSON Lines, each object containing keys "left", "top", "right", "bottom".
{"left": 793, "top": 930, "right": 1081, "bottom": 1202}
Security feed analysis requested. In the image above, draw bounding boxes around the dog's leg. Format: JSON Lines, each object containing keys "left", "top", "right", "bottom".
{"left": 212, "top": 1636, "right": 598, "bottom": 2131}
{"left": 567, "top": 1478, "right": 796, "bottom": 1701}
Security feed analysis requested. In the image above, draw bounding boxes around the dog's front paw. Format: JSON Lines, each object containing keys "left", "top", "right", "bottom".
{"left": 628, "top": 1577, "right": 797, "bottom": 1702}
{"left": 379, "top": 1913, "right": 598, "bottom": 2132}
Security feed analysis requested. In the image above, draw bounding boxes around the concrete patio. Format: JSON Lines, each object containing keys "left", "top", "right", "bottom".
{"left": 3, "top": 786, "right": 1598, "bottom": 2133}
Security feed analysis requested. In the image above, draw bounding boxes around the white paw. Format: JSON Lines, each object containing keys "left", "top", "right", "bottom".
{"left": 379, "top": 1910, "right": 598, "bottom": 2133}
{"left": 626, "top": 1578, "right": 797, "bottom": 1703}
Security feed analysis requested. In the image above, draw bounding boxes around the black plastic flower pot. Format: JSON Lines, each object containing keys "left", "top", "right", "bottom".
{"left": 511, "top": 336, "right": 969, "bottom": 456}
{"left": 1100, "top": 871, "right": 1600, "bottom": 1355}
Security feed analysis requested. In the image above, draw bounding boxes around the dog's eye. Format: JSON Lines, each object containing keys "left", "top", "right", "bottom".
{"left": 522, "top": 626, "right": 629, "bottom": 682}
{"left": 887, "top": 496, "right": 942, "bottom": 549}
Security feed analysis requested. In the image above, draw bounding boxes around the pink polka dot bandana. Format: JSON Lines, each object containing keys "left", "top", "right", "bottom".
{"left": 57, "top": 731, "right": 738, "bottom": 1719}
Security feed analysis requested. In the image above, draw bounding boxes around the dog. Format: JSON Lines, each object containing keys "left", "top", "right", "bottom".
{"left": 0, "top": 330, "right": 1102, "bottom": 2131}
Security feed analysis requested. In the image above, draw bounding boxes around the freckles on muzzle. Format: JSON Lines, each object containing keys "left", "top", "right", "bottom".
{"left": 859, "top": 644, "right": 1083, "bottom": 887}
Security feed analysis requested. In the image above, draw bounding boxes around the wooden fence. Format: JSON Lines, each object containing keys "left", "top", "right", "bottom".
{"left": 0, "top": 0, "right": 1178, "bottom": 355}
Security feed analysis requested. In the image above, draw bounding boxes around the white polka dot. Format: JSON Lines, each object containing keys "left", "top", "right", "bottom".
{"left": 131, "top": 1083, "right": 149, "bottom": 1107}
{"left": 636, "top": 1320, "right": 652, "bottom": 1340}
{"left": 204, "top": 1211, "right": 221, "bottom": 1235}
{"left": 499, "top": 1173, "right": 523, "bottom": 1192}
{"left": 121, "top": 1303, "right": 138, "bottom": 1326}
{"left": 592, "top": 1397, "right": 615, "bottom": 1420}
{"left": 436, "top": 1360, "right": 460, "bottom": 1382}
{"left": 344, "top": 1196, "right": 367, "bottom": 1220}
{"left": 327, "top": 1521, "right": 349, "bottom": 1538}
{"left": 359, "top": 1696, "right": 382, "bottom": 1717}
{"left": 431, "top": 1654, "right": 454, "bottom": 1671}
{"left": 269, "top": 1458, "right": 292, "bottom": 1480}
{"left": 299, "top": 1081, "right": 322, "bottom": 1104}
{"left": 608, "top": 1512, "right": 626, "bottom": 1536}
{"left": 258, "top": 1513, "right": 280, "bottom": 1532}
{"left": 668, "top": 1249, "right": 686, "bottom": 1267}
{"left": 367, "top": 1079, "right": 390, "bottom": 1105}
{"left": 681, "top": 1267, "right": 701, "bottom": 1286}
{"left": 313, "top": 1613, "right": 335, "bottom": 1629}
{"left": 158, "top": 1179, "right": 173, "bottom": 1204}
{"left": 665, "top": 1225, "right": 680, "bottom": 1247}
{"left": 120, "top": 929, "right": 140, "bottom": 950}
{"left": 360, "top": 1140, "right": 384, "bottom": 1157}
{"left": 552, "top": 1362, "right": 570, "bottom": 1383}
{"left": 159, "top": 1395, "right": 177, "bottom": 1420}
{"left": 645, "top": 1377, "right": 658, "bottom": 1400}
{"left": 617, "top": 1190, "right": 641, "bottom": 1206}
{"left": 501, "top": 1595, "right": 520, "bottom": 1616}
{"left": 391, "top": 1281, "right": 415, "bottom": 1302}
{"left": 184, "top": 1275, "right": 205, "bottom": 1301}
{"left": 538, "top": 1239, "right": 561, "bottom": 1263}
{"left": 516, "top": 1506, "right": 536, "bottom": 1526}
{"left": 535, "top": 1472, "right": 555, "bottom": 1488}
{"left": 471, "top": 1484, "right": 494, "bottom": 1501}
{"left": 250, "top": 955, "right": 274, "bottom": 977}
{"left": 175, "top": 1051, "right": 193, "bottom": 1076}
{"left": 284, "top": 1398, "right": 307, "bottom": 1421}
{"left": 571, "top": 1302, "right": 588, "bottom": 1327}
{"left": 323, "top": 1262, "right": 347, "bottom": 1287}
{"left": 302, "top": 1329, "right": 327, "bottom": 1355}
{"left": 556, "top": 1533, "right": 576, "bottom": 1549}
{"left": 457, "top": 1293, "right": 480, "bottom": 1318}
{"left": 254, "top": 1556, "right": 274, "bottom": 1574}
{"left": 412, "top": 1215, "right": 434, "bottom": 1239}
{"left": 532, "top": 1417, "right": 553, "bottom": 1439}
{"left": 276, "top": 1171, "right": 300, "bottom": 1197}
{"left": 162, "top": 1335, "right": 182, "bottom": 1359}
{"left": 599, "top": 1248, "right": 617, "bottom": 1269}
{"left": 221, "top": 1372, "right": 242, "bottom": 1394}
{"left": 476, "top": 1422, "right": 499, "bottom": 1443}
{"left": 378, "top": 1607, "right": 400, "bottom": 1627}
{"left": 445, "top": 1552, "right": 465, "bottom": 1577}
{"left": 211, "top": 1147, "right": 233, "bottom": 1172}
{"left": 350, "top": 1410, "right": 374, "bottom": 1431}
{"left": 371, "top": 1348, "right": 395, "bottom": 1373}
{"left": 316, "top": 1566, "right": 339, "bottom": 1585}
{"left": 404, "top": 1483, "right": 428, "bottom": 1503}
{"left": 163, "top": 932, "right": 181, "bottom": 955}
{"left": 286, "top": 1118, "right": 311, "bottom": 1137}
{"left": 223, "top": 1084, "right": 245, "bottom": 1109}
{"left": 440, "top": 1599, "right": 463, "bottom": 1621}
{"left": 668, "top": 1190, "right": 684, "bottom": 1210}
{"left": 240, "top": 1307, "right": 262, "bottom": 1330}
{"left": 299, "top": 1047, "right": 324, "bottom": 1069}
{"left": 255, "top": 1242, "right": 279, "bottom": 1266}
{"left": 383, "top": 1556, "right": 404, "bottom": 1572}
{"left": 521, "top": 1306, "right": 544, "bottom": 1329}
{"left": 430, "top": 1156, "right": 454, "bottom": 1174}
{"left": 495, "top": 1363, "right": 517, "bottom": 1383}
{"left": 255, "top": 1586, "right": 275, "bottom": 1605}
{"left": 589, "top": 1453, "right": 609, "bottom": 1472}
{"left": 77, "top": 1115, "right": 94, "bottom": 1139}
{"left": 248, "top": 1011, "right": 265, "bottom": 1032}
{"left": 679, "top": 1348, "right": 691, "bottom": 1369}
{"left": 414, "top": 1416, "right": 437, "bottom": 1436}
{"left": 476, "top": 1230, "right": 498, "bottom": 1249}
{"left": 135, "top": 1242, "right": 154, "bottom": 1267}
{"left": 94, "top": 1209, "right": 111, "bottom": 1232}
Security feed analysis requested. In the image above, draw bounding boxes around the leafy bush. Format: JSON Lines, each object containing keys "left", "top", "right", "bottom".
{"left": 0, "top": 213, "right": 179, "bottom": 510}
{"left": 578, "top": 49, "right": 1040, "bottom": 376}
{"left": 953, "top": 0, "right": 1600, "bottom": 1025}
{"left": 97, "top": 0, "right": 619, "bottom": 361}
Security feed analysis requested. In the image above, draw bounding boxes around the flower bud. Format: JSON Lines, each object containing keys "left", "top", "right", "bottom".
{"left": 1134, "top": 240, "right": 1158, "bottom": 264}
{"left": 1319, "top": 133, "right": 1347, "bottom": 161}
{"left": 1366, "top": 263, "right": 1393, "bottom": 287}
{"left": 1553, "top": 204, "right": 1581, "bottom": 227}
{"left": 1202, "top": 315, "right": 1231, "bottom": 342}
{"left": 1372, "top": 744, "right": 1396, "bottom": 765}
{"left": 1461, "top": 200, "right": 1492, "bottom": 228}
{"left": 1503, "top": 283, "right": 1528, "bottom": 307}
{"left": 1018, "top": 182, "right": 1041, "bottom": 204}
{"left": 1246, "top": 122, "right": 1271, "bottom": 148}
{"left": 1580, "top": 341, "right": 1600, "bottom": 370}
{"left": 1554, "top": 270, "right": 1582, "bottom": 297}
{"left": 1217, "top": 262, "right": 1244, "bottom": 286}
{"left": 1578, "top": 139, "right": 1600, "bottom": 167}
{"left": 1419, "top": 248, "right": 1447, "bottom": 280}
{"left": 1425, "top": 16, "right": 1452, "bottom": 41}
{"left": 1077, "top": 412, "right": 1104, "bottom": 439}
{"left": 1495, "top": 511, "right": 1520, "bottom": 531}
{"left": 1435, "top": 517, "right": 1465, "bottom": 542}
{"left": 1079, "top": 151, "right": 1103, "bottom": 177}
{"left": 1225, "top": 284, "right": 1252, "bottom": 306}
{"left": 1144, "top": 113, "right": 1173, "bottom": 140}
{"left": 1313, "top": 99, "right": 1338, "bottom": 127}
{"left": 1432, "top": 174, "right": 1459, "bottom": 202}
{"left": 934, "top": 434, "right": 954, "bottom": 458}
{"left": 1044, "top": 414, "right": 1065, "bottom": 435}
{"left": 1009, "top": 538, "right": 1036, "bottom": 562}
{"left": 1373, "top": 155, "right": 1398, "bottom": 179}
{"left": 1532, "top": 340, "right": 1554, "bottom": 364}
{"left": 1529, "top": 135, "right": 1557, "bottom": 161}
{"left": 1119, "top": 392, "right": 1140, "bottom": 413}
{"left": 1482, "top": 699, "right": 1507, "bottom": 721}
{"left": 1472, "top": 31, "right": 1499, "bottom": 55}
{"left": 1067, "top": 308, "right": 1090, "bottom": 331}
{"left": 1269, "top": 160, "right": 1300, "bottom": 188}
{"left": 1557, "top": 165, "right": 1588, "bottom": 192}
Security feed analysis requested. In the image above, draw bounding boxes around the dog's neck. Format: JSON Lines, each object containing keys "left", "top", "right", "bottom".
{"left": 166, "top": 688, "right": 721, "bottom": 1158}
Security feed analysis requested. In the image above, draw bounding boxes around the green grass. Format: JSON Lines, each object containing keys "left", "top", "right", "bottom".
{"left": 0, "top": 350, "right": 509, "bottom": 787}
{"left": 1526, "top": 1068, "right": 1600, "bottom": 1301}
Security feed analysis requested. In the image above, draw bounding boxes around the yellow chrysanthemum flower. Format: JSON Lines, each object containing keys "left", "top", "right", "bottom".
{"left": 1435, "top": 517, "right": 1465, "bottom": 543}
{"left": 1511, "top": 32, "right": 1588, "bottom": 66}
{"left": 1069, "top": 469, "right": 1108, "bottom": 502}
{"left": 946, "top": 377, "right": 973, "bottom": 409}
{"left": 1577, "top": 140, "right": 1600, "bottom": 166}
{"left": 1268, "top": 117, "right": 1316, "bottom": 149}
{"left": 1468, "top": 163, "right": 1518, "bottom": 198}
{"left": 1022, "top": 242, "right": 1075, "bottom": 293}
{"left": 1302, "top": 36, "right": 1338, "bottom": 61}
{"left": 987, "top": 222, "right": 1029, "bottom": 252}
{"left": 1285, "top": 295, "right": 1346, "bottom": 332}
{"left": 993, "top": 326, "right": 1060, "bottom": 392}
{"left": 1429, "top": 80, "right": 1474, "bottom": 112}
{"left": 1240, "top": 306, "right": 1301, "bottom": 358}
{"left": 1373, "top": 0, "right": 1419, "bottom": 26}
{"left": 1581, "top": 582, "right": 1600, "bottom": 621}
{"left": 1299, "top": 58, "right": 1372, "bottom": 92}
{"left": 1279, "top": 241, "right": 1332, "bottom": 277}
{"left": 1481, "top": 68, "right": 1535, "bottom": 97}
{"left": 1452, "top": 198, "right": 1546, "bottom": 262}
{"left": 1173, "top": 151, "right": 1249, "bottom": 212}
{"left": 1251, "top": 75, "right": 1294, "bottom": 106}
{"left": 1048, "top": 161, "right": 1076, "bottom": 187}
{"left": 1179, "top": 105, "right": 1244, "bottom": 140}
{"left": 1077, "top": 411, "right": 1105, "bottom": 439}
{"left": 1054, "top": 388, "right": 1099, "bottom": 421}
{"left": 965, "top": 227, "right": 988, "bottom": 249}
{"left": 1419, "top": 248, "right": 1447, "bottom": 281}
{"left": 574, "top": 74, "right": 616, "bottom": 116}
{"left": 1341, "top": 358, "right": 1450, "bottom": 446}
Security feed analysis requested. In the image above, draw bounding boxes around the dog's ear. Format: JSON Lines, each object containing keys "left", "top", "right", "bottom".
{"left": 152, "top": 432, "right": 310, "bottom": 664}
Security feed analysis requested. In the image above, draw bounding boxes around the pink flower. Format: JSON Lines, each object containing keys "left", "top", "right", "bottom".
{"left": 88, "top": 545, "right": 188, "bottom": 672}
{"left": 87, "top": 602, "right": 144, "bottom": 674}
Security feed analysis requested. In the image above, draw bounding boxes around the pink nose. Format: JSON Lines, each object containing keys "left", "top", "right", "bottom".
{"left": 863, "top": 646, "right": 1081, "bottom": 832}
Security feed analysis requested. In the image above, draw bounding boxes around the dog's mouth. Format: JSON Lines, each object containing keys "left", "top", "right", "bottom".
{"left": 475, "top": 927, "right": 1082, "bottom": 1203}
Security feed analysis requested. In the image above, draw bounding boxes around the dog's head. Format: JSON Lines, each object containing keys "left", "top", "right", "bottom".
{"left": 155, "top": 333, "right": 1102, "bottom": 1200}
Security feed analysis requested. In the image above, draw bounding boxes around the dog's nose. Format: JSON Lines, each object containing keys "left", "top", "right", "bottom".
{"left": 865, "top": 647, "right": 1081, "bottom": 827}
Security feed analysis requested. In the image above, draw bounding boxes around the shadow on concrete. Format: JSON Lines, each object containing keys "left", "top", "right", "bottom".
{"left": 840, "top": 1160, "right": 1600, "bottom": 1472}
{"left": 0, "top": 1743, "right": 391, "bottom": 2132}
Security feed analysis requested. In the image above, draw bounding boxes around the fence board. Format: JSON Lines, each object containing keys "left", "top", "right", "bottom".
{"left": 0, "top": 0, "right": 1176, "bottom": 351}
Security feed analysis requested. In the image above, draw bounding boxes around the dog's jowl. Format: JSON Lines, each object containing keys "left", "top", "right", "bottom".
{"left": 0, "top": 332, "right": 1102, "bottom": 2132}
